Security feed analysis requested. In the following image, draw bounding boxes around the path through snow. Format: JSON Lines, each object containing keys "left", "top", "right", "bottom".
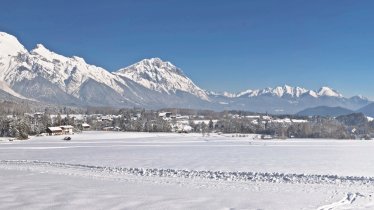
{"left": 1, "top": 160, "right": 374, "bottom": 186}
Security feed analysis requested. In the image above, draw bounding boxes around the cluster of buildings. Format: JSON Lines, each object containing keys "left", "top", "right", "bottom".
{"left": 158, "top": 112, "right": 190, "bottom": 121}
{"left": 230, "top": 114, "right": 308, "bottom": 124}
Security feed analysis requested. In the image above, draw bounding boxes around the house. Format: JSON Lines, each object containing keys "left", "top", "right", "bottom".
{"left": 101, "top": 116, "right": 113, "bottom": 122}
{"left": 103, "top": 127, "right": 113, "bottom": 131}
{"left": 176, "top": 115, "right": 189, "bottom": 120}
{"left": 81, "top": 123, "right": 90, "bottom": 130}
{"left": 47, "top": 127, "right": 63, "bottom": 136}
{"left": 159, "top": 112, "right": 172, "bottom": 118}
{"left": 245, "top": 115, "right": 261, "bottom": 119}
{"left": 34, "top": 112, "right": 44, "bottom": 118}
{"left": 177, "top": 125, "right": 193, "bottom": 133}
{"left": 102, "top": 126, "right": 121, "bottom": 131}
{"left": 60, "top": 125, "right": 74, "bottom": 135}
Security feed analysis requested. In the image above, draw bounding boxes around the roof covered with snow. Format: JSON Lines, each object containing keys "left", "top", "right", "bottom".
{"left": 47, "top": 127, "right": 63, "bottom": 132}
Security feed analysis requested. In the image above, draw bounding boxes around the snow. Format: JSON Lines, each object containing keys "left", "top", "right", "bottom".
{"left": 27, "top": 44, "right": 125, "bottom": 96}
{"left": 0, "top": 80, "right": 29, "bottom": 99}
{"left": 47, "top": 127, "right": 62, "bottom": 132}
{"left": 290, "top": 119, "right": 308, "bottom": 123}
{"left": 236, "top": 89, "right": 255, "bottom": 97}
{"left": 30, "top": 44, "right": 69, "bottom": 63}
{"left": 1, "top": 33, "right": 209, "bottom": 102}
{"left": 0, "top": 32, "right": 27, "bottom": 58}
{"left": 0, "top": 32, "right": 28, "bottom": 80}
{"left": 317, "top": 193, "right": 365, "bottom": 210}
{"left": 1, "top": 131, "right": 374, "bottom": 209}
{"left": 221, "top": 91, "right": 236, "bottom": 98}
{"left": 235, "top": 85, "right": 343, "bottom": 99}
{"left": 114, "top": 58, "right": 209, "bottom": 100}
{"left": 5, "top": 169, "right": 372, "bottom": 210}
{"left": 270, "top": 85, "right": 308, "bottom": 97}
{"left": 318, "top": 86, "right": 343, "bottom": 98}
{"left": 50, "top": 114, "right": 86, "bottom": 120}
{"left": 0, "top": 32, "right": 125, "bottom": 97}
{"left": 308, "top": 90, "right": 319, "bottom": 97}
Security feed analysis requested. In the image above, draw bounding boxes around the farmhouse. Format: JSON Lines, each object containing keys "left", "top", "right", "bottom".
{"left": 60, "top": 125, "right": 74, "bottom": 134}
{"left": 47, "top": 127, "right": 63, "bottom": 136}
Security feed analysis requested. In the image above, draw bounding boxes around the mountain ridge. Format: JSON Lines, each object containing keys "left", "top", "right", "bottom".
{"left": 297, "top": 106, "right": 354, "bottom": 117}
{"left": 0, "top": 32, "right": 371, "bottom": 113}
{"left": 211, "top": 85, "right": 344, "bottom": 99}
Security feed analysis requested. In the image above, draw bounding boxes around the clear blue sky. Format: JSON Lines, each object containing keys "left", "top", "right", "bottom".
{"left": 1, "top": 0, "right": 374, "bottom": 98}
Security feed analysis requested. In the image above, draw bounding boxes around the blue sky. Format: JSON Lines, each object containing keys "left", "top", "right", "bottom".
{"left": 1, "top": 0, "right": 374, "bottom": 97}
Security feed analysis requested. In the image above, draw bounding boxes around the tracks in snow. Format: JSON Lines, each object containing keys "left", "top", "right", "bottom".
{"left": 1, "top": 160, "right": 374, "bottom": 186}
{"left": 317, "top": 192, "right": 365, "bottom": 210}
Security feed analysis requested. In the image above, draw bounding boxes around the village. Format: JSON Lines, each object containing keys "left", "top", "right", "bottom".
{"left": 1, "top": 109, "right": 310, "bottom": 136}
{"left": 1, "top": 107, "right": 373, "bottom": 141}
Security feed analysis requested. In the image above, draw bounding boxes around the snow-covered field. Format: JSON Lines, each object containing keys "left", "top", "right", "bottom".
{"left": 1, "top": 131, "right": 374, "bottom": 209}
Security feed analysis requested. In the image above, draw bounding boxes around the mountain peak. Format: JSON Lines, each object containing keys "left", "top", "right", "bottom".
{"left": 140, "top": 57, "right": 166, "bottom": 63}
{"left": 133, "top": 57, "right": 183, "bottom": 75}
{"left": 0, "top": 32, "right": 27, "bottom": 57}
{"left": 317, "top": 86, "right": 343, "bottom": 98}
{"left": 116, "top": 57, "right": 184, "bottom": 76}
{"left": 72, "top": 56, "right": 86, "bottom": 63}
{"left": 35, "top": 43, "right": 46, "bottom": 49}
{"left": 114, "top": 58, "right": 208, "bottom": 100}
{"left": 31, "top": 43, "right": 53, "bottom": 56}
{"left": 350, "top": 95, "right": 369, "bottom": 101}
{"left": 144, "top": 57, "right": 163, "bottom": 63}
{"left": 254, "top": 85, "right": 309, "bottom": 97}
{"left": 283, "top": 84, "right": 292, "bottom": 89}
{"left": 30, "top": 43, "right": 72, "bottom": 64}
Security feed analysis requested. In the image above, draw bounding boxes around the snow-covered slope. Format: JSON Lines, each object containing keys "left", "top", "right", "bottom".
{"left": 114, "top": 58, "right": 209, "bottom": 101}
{"left": 0, "top": 80, "right": 29, "bottom": 100}
{"left": 0, "top": 33, "right": 34, "bottom": 100}
{"left": 0, "top": 32, "right": 27, "bottom": 58}
{"left": 0, "top": 32, "right": 124, "bottom": 99}
{"left": 0, "top": 32, "right": 28, "bottom": 80}
{"left": 16, "top": 43, "right": 124, "bottom": 97}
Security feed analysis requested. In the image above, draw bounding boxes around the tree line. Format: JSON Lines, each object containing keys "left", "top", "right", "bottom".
{"left": 1, "top": 106, "right": 373, "bottom": 140}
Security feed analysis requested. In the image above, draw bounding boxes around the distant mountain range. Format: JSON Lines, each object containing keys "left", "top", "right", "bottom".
{"left": 296, "top": 103, "right": 374, "bottom": 117}
{"left": 297, "top": 106, "right": 354, "bottom": 117}
{"left": 0, "top": 32, "right": 373, "bottom": 115}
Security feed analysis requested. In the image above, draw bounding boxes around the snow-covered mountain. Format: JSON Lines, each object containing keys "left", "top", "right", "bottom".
{"left": 0, "top": 32, "right": 211, "bottom": 108}
{"left": 208, "top": 85, "right": 370, "bottom": 114}
{"left": 236, "top": 85, "right": 310, "bottom": 98}
{"left": 216, "top": 85, "right": 342, "bottom": 99}
{"left": 114, "top": 58, "right": 209, "bottom": 100}
{"left": 0, "top": 32, "right": 371, "bottom": 113}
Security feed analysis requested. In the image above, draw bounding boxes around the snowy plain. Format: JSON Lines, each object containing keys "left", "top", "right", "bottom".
{"left": 1, "top": 131, "right": 374, "bottom": 210}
